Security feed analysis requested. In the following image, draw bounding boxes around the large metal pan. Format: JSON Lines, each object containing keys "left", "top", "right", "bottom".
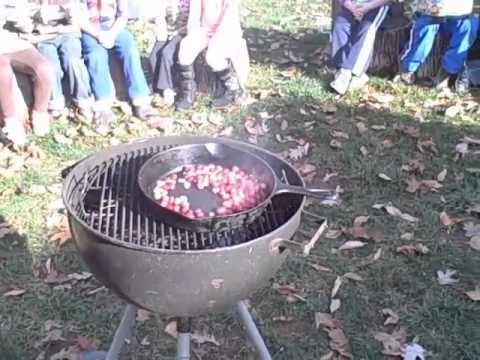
{"left": 137, "top": 143, "right": 338, "bottom": 232}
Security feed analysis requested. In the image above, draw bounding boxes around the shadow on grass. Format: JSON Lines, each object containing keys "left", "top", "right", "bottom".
{"left": 0, "top": 215, "right": 34, "bottom": 360}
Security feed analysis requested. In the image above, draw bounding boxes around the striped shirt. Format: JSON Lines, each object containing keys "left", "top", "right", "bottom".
{"left": 84, "top": 0, "right": 128, "bottom": 29}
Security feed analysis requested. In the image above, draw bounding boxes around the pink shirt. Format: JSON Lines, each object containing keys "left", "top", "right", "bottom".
{"left": 189, "top": 0, "right": 241, "bottom": 38}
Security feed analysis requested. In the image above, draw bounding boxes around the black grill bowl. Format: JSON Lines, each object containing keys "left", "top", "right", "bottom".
{"left": 63, "top": 136, "right": 305, "bottom": 316}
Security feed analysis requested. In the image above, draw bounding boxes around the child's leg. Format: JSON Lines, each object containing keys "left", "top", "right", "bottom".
{"left": 37, "top": 41, "right": 65, "bottom": 112}
{"left": 400, "top": 14, "right": 441, "bottom": 73}
{"left": 7, "top": 47, "right": 52, "bottom": 115}
{"left": 442, "top": 15, "right": 479, "bottom": 74}
{"left": 344, "top": 6, "right": 389, "bottom": 76}
{"left": 81, "top": 33, "right": 115, "bottom": 102}
{"left": 57, "top": 35, "right": 92, "bottom": 110}
{"left": 0, "top": 55, "right": 27, "bottom": 145}
{"left": 112, "top": 29, "right": 150, "bottom": 106}
{"left": 177, "top": 32, "right": 209, "bottom": 66}
{"left": 0, "top": 55, "right": 18, "bottom": 119}
{"left": 157, "top": 35, "right": 183, "bottom": 92}
{"left": 331, "top": 8, "right": 355, "bottom": 70}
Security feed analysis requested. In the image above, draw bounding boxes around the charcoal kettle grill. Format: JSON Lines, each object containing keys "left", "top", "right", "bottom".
{"left": 62, "top": 136, "right": 330, "bottom": 360}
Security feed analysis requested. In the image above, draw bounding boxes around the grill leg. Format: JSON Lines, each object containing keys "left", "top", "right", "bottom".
{"left": 105, "top": 304, "right": 138, "bottom": 360}
{"left": 176, "top": 318, "right": 192, "bottom": 360}
{"left": 236, "top": 301, "right": 272, "bottom": 360}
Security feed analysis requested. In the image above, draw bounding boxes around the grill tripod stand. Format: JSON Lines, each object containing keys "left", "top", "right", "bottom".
{"left": 81, "top": 301, "right": 273, "bottom": 360}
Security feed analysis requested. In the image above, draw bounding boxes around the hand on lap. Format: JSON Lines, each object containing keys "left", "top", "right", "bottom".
{"left": 98, "top": 31, "right": 116, "bottom": 49}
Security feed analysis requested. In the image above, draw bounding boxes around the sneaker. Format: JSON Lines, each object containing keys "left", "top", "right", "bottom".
{"left": 163, "top": 88, "right": 175, "bottom": 106}
{"left": 349, "top": 73, "right": 369, "bottom": 91}
{"left": 31, "top": 111, "right": 50, "bottom": 137}
{"left": 455, "top": 68, "right": 470, "bottom": 94}
{"left": 3, "top": 117, "right": 27, "bottom": 146}
{"left": 330, "top": 69, "right": 352, "bottom": 95}
{"left": 394, "top": 71, "right": 415, "bottom": 85}
{"left": 434, "top": 67, "right": 451, "bottom": 91}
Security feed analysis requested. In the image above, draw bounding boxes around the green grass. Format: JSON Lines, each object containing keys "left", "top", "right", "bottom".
{"left": 1, "top": 0, "right": 480, "bottom": 358}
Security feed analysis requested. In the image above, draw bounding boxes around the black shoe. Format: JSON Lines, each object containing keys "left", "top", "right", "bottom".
{"left": 434, "top": 67, "right": 451, "bottom": 91}
{"left": 212, "top": 65, "right": 242, "bottom": 108}
{"left": 175, "top": 64, "right": 196, "bottom": 111}
{"left": 455, "top": 68, "right": 470, "bottom": 94}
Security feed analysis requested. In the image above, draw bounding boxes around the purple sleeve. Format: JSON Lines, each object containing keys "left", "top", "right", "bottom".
{"left": 116, "top": 0, "right": 128, "bottom": 19}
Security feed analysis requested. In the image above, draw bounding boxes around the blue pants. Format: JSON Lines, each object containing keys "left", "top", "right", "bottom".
{"left": 401, "top": 14, "right": 479, "bottom": 74}
{"left": 37, "top": 34, "right": 92, "bottom": 110}
{"left": 331, "top": 6, "right": 390, "bottom": 76}
{"left": 81, "top": 29, "right": 149, "bottom": 103}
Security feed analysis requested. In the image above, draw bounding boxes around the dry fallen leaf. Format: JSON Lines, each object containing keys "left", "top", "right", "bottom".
{"left": 417, "top": 139, "right": 438, "bottom": 155}
{"left": 353, "top": 216, "right": 369, "bottom": 227}
{"left": 360, "top": 146, "right": 369, "bottom": 156}
{"left": 315, "top": 312, "right": 338, "bottom": 329}
{"left": 464, "top": 222, "right": 480, "bottom": 237}
{"left": 330, "top": 298, "right": 341, "bottom": 313}
{"left": 315, "top": 312, "right": 352, "bottom": 358}
{"left": 396, "top": 244, "right": 429, "bottom": 256}
{"left": 76, "top": 335, "right": 99, "bottom": 351}
{"left": 3, "top": 289, "right": 26, "bottom": 297}
{"left": 136, "top": 309, "right": 151, "bottom": 322}
{"left": 373, "top": 327, "right": 407, "bottom": 357}
{"left": 375, "top": 203, "right": 419, "bottom": 223}
{"left": 466, "top": 286, "right": 480, "bottom": 301}
{"left": 381, "top": 308, "right": 400, "bottom": 325}
{"left": 331, "top": 130, "right": 350, "bottom": 140}
{"left": 378, "top": 173, "right": 393, "bottom": 181}
{"left": 469, "top": 236, "right": 480, "bottom": 251}
{"left": 437, "top": 169, "right": 447, "bottom": 182}
{"left": 400, "top": 233, "right": 414, "bottom": 241}
{"left": 439, "top": 211, "right": 455, "bottom": 226}
{"left": 371, "top": 125, "right": 386, "bottom": 131}
{"left": 330, "top": 140, "right": 343, "bottom": 150}
{"left": 338, "top": 241, "right": 367, "bottom": 251}
{"left": 309, "top": 263, "right": 333, "bottom": 272}
{"left": 331, "top": 276, "right": 343, "bottom": 298}
{"left": 164, "top": 321, "right": 220, "bottom": 346}
{"left": 437, "top": 269, "right": 459, "bottom": 285}
{"left": 373, "top": 248, "right": 383, "bottom": 261}
{"left": 326, "top": 229, "right": 342, "bottom": 239}
{"left": 356, "top": 122, "right": 368, "bottom": 134}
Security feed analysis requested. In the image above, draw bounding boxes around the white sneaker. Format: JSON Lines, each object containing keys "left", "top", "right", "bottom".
{"left": 330, "top": 69, "right": 352, "bottom": 95}
{"left": 349, "top": 73, "right": 369, "bottom": 91}
{"left": 163, "top": 88, "right": 175, "bottom": 106}
{"left": 31, "top": 111, "right": 50, "bottom": 137}
{"left": 3, "top": 117, "right": 27, "bottom": 146}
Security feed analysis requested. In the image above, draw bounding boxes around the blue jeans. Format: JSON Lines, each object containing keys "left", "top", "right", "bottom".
{"left": 332, "top": 6, "right": 390, "bottom": 76}
{"left": 401, "top": 14, "right": 479, "bottom": 74}
{"left": 80, "top": 29, "right": 150, "bottom": 103}
{"left": 37, "top": 34, "right": 92, "bottom": 110}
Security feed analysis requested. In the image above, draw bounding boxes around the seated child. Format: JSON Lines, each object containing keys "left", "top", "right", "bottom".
{"left": 149, "top": 0, "right": 190, "bottom": 106}
{"left": 330, "top": 0, "right": 391, "bottom": 95}
{"left": 176, "top": 0, "right": 243, "bottom": 110}
{"left": 0, "top": 1, "right": 53, "bottom": 145}
{"left": 79, "top": 0, "right": 163, "bottom": 124}
{"left": 397, "top": 0, "right": 478, "bottom": 92}
{"left": 34, "top": 2, "right": 93, "bottom": 119}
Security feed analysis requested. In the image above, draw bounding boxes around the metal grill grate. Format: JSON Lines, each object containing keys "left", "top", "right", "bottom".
{"left": 67, "top": 145, "right": 299, "bottom": 251}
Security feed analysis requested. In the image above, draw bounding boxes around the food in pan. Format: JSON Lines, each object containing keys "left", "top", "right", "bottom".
{"left": 152, "top": 164, "right": 267, "bottom": 219}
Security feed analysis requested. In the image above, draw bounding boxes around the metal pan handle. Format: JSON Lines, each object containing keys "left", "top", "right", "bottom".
{"left": 274, "top": 183, "right": 340, "bottom": 205}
